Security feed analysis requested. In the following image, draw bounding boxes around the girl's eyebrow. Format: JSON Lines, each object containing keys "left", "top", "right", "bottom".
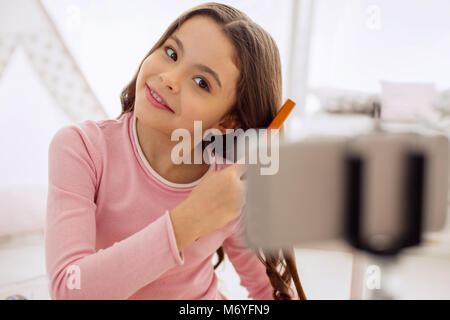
{"left": 169, "top": 35, "right": 222, "bottom": 88}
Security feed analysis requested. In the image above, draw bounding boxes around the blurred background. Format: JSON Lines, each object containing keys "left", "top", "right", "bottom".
{"left": 1, "top": 0, "right": 449, "bottom": 300}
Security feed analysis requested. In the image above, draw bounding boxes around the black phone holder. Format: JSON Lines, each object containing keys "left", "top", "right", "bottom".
{"left": 344, "top": 151, "right": 427, "bottom": 256}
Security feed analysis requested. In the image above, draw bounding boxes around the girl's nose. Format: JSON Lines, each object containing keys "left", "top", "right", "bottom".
{"left": 160, "top": 72, "right": 179, "bottom": 93}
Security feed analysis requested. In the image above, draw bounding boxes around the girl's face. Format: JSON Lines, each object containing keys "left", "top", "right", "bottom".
{"left": 134, "top": 15, "right": 241, "bottom": 137}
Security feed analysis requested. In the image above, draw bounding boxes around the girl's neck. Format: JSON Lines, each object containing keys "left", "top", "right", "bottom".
{"left": 136, "top": 117, "right": 211, "bottom": 184}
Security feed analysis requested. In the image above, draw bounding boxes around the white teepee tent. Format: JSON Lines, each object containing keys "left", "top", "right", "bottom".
{"left": 0, "top": 0, "right": 108, "bottom": 236}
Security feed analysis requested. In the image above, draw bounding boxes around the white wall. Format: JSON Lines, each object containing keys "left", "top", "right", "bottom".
{"left": 308, "top": 0, "right": 450, "bottom": 93}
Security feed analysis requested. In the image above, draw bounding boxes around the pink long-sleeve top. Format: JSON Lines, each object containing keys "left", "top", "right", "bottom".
{"left": 45, "top": 110, "right": 290, "bottom": 300}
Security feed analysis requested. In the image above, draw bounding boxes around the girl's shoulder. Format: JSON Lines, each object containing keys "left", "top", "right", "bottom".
{"left": 50, "top": 113, "right": 132, "bottom": 163}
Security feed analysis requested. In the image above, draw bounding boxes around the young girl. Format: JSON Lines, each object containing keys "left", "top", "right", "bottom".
{"left": 45, "top": 2, "right": 306, "bottom": 300}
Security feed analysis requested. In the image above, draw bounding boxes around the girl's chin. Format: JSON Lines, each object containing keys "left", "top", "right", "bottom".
{"left": 135, "top": 108, "right": 170, "bottom": 128}
{"left": 136, "top": 101, "right": 172, "bottom": 118}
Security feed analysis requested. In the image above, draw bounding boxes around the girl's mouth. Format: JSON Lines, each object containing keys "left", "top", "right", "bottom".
{"left": 145, "top": 85, "right": 175, "bottom": 113}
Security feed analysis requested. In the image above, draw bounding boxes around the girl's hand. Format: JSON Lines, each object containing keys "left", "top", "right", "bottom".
{"left": 169, "top": 163, "right": 248, "bottom": 251}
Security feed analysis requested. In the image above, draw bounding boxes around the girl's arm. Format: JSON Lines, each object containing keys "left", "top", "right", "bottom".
{"left": 45, "top": 126, "right": 185, "bottom": 299}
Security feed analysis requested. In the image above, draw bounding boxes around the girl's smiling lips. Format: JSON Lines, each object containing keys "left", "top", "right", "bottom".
{"left": 145, "top": 84, "right": 175, "bottom": 113}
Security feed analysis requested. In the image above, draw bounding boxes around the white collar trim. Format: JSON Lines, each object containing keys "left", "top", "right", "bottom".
{"left": 132, "top": 111, "right": 214, "bottom": 188}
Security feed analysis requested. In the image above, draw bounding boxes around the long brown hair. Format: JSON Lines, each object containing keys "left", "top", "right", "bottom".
{"left": 117, "top": 2, "right": 306, "bottom": 300}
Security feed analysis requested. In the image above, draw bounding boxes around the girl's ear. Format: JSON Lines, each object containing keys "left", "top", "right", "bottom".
{"left": 214, "top": 112, "right": 241, "bottom": 134}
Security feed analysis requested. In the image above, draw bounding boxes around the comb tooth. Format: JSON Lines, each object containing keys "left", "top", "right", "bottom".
{"left": 268, "top": 99, "right": 296, "bottom": 129}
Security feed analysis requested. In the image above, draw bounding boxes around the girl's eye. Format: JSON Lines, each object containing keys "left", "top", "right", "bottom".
{"left": 194, "top": 77, "right": 210, "bottom": 91}
{"left": 165, "top": 46, "right": 177, "bottom": 61}
{"left": 164, "top": 45, "right": 209, "bottom": 92}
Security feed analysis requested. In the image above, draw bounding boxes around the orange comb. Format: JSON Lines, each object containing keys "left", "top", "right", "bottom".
{"left": 268, "top": 99, "right": 296, "bottom": 129}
